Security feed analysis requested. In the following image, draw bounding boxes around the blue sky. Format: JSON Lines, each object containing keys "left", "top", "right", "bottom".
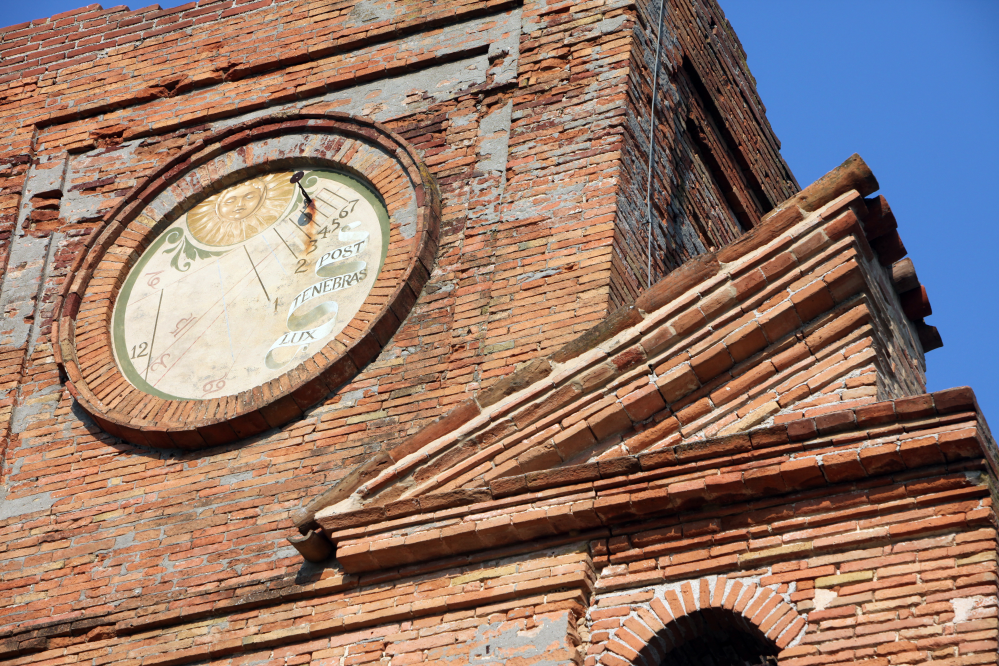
{"left": 2, "top": 1, "right": 188, "bottom": 28}
{"left": 721, "top": 1, "right": 999, "bottom": 422}
{"left": 4, "top": 1, "right": 998, "bottom": 422}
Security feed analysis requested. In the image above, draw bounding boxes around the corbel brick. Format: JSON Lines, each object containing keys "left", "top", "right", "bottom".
{"left": 900, "top": 285, "right": 932, "bottom": 320}
{"left": 336, "top": 541, "right": 377, "bottom": 571}
{"left": 787, "top": 418, "right": 817, "bottom": 441}
{"left": 760, "top": 251, "right": 798, "bottom": 283}
{"left": 779, "top": 458, "right": 824, "bottom": 489}
{"left": 894, "top": 394, "right": 935, "bottom": 421}
{"left": 588, "top": 402, "right": 633, "bottom": 441}
{"left": 675, "top": 397, "right": 712, "bottom": 426}
{"left": 790, "top": 280, "right": 835, "bottom": 324}
{"left": 892, "top": 257, "right": 919, "bottom": 293}
{"left": 855, "top": 401, "right": 896, "bottom": 427}
{"left": 744, "top": 465, "right": 788, "bottom": 495}
{"left": 870, "top": 231, "right": 907, "bottom": 266}
{"left": 621, "top": 382, "right": 666, "bottom": 422}
{"left": 638, "top": 446, "right": 678, "bottom": 471}
{"left": 823, "top": 260, "right": 865, "bottom": 303}
{"left": 750, "top": 427, "right": 790, "bottom": 449}
{"left": 899, "top": 437, "right": 946, "bottom": 468}
{"left": 937, "top": 429, "right": 983, "bottom": 462}
{"left": 700, "top": 284, "right": 738, "bottom": 320}
{"left": 475, "top": 515, "right": 517, "bottom": 548}
{"left": 815, "top": 410, "right": 856, "bottom": 435}
{"left": 824, "top": 209, "right": 863, "bottom": 243}
{"left": 630, "top": 486, "right": 670, "bottom": 515}
{"left": 554, "top": 421, "right": 597, "bottom": 460}
{"left": 759, "top": 302, "right": 801, "bottom": 343}
{"left": 669, "top": 478, "right": 706, "bottom": 511}
{"left": 690, "top": 343, "right": 734, "bottom": 383}
{"left": 403, "top": 529, "right": 449, "bottom": 561}
{"left": 517, "top": 441, "right": 562, "bottom": 472}
{"left": 597, "top": 456, "right": 641, "bottom": 478}
{"left": 704, "top": 472, "right": 745, "bottom": 502}
{"left": 526, "top": 464, "right": 599, "bottom": 490}
{"left": 724, "top": 321, "right": 769, "bottom": 362}
{"left": 568, "top": 500, "right": 603, "bottom": 530}
{"left": 657, "top": 363, "right": 700, "bottom": 404}
{"left": 734, "top": 268, "right": 766, "bottom": 299}
{"left": 864, "top": 195, "right": 897, "bottom": 239}
{"left": 490, "top": 475, "right": 528, "bottom": 498}
{"left": 509, "top": 509, "right": 556, "bottom": 541}
{"left": 859, "top": 444, "right": 906, "bottom": 476}
{"left": 595, "top": 494, "right": 634, "bottom": 522}
{"left": 670, "top": 307, "right": 708, "bottom": 338}
{"left": 821, "top": 451, "right": 866, "bottom": 483}
{"left": 933, "top": 387, "right": 977, "bottom": 414}
{"left": 916, "top": 321, "right": 943, "bottom": 352}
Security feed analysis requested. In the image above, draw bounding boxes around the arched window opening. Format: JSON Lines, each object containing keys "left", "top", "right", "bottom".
{"left": 656, "top": 608, "right": 779, "bottom": 666}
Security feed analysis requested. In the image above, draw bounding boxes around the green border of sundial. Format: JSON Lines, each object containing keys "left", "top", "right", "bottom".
{"left": 111, "top": 169, "right": 391, "bottom": 403}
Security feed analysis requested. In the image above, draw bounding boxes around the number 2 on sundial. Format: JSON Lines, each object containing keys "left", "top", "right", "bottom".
{"left": 111, "top": 170, "right": 389, "bottom": 401}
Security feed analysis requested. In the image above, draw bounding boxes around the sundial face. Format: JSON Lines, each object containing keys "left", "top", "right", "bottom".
{"left": 112, "top": 169, "right": 389, "bottom": 400}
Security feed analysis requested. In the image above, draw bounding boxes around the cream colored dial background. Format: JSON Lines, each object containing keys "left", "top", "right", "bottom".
{"left": 112, "top": 170, "right": 387, "bottom": 400}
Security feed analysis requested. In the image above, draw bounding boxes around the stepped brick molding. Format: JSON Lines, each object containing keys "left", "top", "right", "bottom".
{"left": 322, "top": 390, "right": 991, "bottom": 573}
{"left": 299, "top": 154, "right": 945, "bottom": 536}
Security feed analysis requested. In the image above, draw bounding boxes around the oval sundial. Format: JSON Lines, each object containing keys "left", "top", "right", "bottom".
{"left": 113, "top": 170, "right": 389, "bottom": 400}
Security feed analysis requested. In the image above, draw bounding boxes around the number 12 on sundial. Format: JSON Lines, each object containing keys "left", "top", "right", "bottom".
{"left": 111, "top": 169, "right": 390, "bottom": 401}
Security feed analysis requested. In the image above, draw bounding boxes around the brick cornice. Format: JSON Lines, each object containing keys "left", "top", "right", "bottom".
{"left": 320, "top": 404, "right": 992, "bottom": 573}
{"left": 322, "top": 387, "right": 988, "bottom": 532}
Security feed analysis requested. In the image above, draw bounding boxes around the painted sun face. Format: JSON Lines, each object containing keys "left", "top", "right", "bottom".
{"left": 217, "top": 184, "right": 265, "bottom": 221}
{"left": 187, "top": 174, "right": 296, "bottom": 247}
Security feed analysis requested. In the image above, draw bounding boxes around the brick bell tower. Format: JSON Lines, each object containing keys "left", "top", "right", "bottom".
{"left": 0, "top": 1, "right": 992, "bottom": 666}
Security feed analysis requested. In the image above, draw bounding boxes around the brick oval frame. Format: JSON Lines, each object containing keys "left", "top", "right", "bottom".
{"left": 53, "top": 112, "right": 440, "bottom": 450}
{"left": 595, "top": 576, "right": 806, "bottom": 665}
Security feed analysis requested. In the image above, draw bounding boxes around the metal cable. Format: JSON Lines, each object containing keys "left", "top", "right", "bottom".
{"left": 644, "top": 0, "right": 666, "bottom": 290}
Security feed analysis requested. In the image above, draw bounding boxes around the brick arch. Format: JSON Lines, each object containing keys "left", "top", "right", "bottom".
{"left": 595, "top": 576, "right": 807, "bottom": 666}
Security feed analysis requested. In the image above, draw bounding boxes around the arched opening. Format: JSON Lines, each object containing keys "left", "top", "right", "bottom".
{"left": 656, "top": 608, "right": 779, "bottom": 666}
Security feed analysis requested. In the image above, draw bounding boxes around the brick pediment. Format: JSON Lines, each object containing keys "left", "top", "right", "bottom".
{"left": 284, "top": 155, "right": 967, "bottom": 568}
{"left": 320, "top": 387, "right": 991, "bottom": 573}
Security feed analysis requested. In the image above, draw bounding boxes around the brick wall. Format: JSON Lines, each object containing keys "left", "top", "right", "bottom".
{"left": 608, "top": 0, "right": 797, "bottom": 306}
{"left": 0, "top": 1, "right": 986, "bottom": 665}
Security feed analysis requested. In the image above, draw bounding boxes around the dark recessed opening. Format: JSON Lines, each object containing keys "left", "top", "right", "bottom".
{"left": 655, "top": 608, "right": 779, "bottom": 666}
